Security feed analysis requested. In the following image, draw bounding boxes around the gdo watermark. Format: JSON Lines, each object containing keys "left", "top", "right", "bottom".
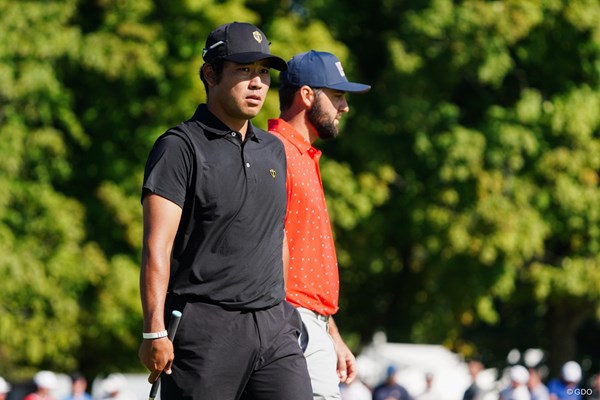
{"left": 567, "top": 388, "right": 593, "bottom": 396}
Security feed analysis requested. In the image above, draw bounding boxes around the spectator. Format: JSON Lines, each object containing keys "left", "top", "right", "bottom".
{"left": 548, "top": 361, "right": 583, "bottom": 400}
{"left": 99, "top": 374, "right": 136, "bottom": 400}
{"left": 416, "top": 372, "right": 441, "bottom": 400}
{"left": 463, "top": 359, "right": 485, "bottom": 400}
{"left": 63, "top": 372, "right": 92, "bottom": 400}
{"left": 528, "top": 367, "right": 550, "bottom": 400}
{"left": 0, "top": 377, "right": 10, "bottom": 400}
{"left": 24, "top": 370, "right": 57, "bottom": 400}
{"left": 372, "top": 365, "right": 414, "bottom": 400}
{"left": 498, "top": 365, "right": 531, "bottom": 400}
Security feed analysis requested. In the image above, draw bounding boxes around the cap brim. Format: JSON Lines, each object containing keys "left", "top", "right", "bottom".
{"left": 225, "top": 52, "right": 288, "bottom": 71}
{"left": 326, "top": 81, "right": 371, "bottom": 93}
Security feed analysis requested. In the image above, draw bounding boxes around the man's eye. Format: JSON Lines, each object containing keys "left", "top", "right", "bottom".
{"left": 239, "top": 67, "right": 251, "bottom": 73}
{"left": 260, "top": 68, "right": 270, "bottom": 75}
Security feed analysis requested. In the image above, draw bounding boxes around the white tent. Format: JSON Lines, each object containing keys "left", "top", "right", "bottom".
{"left": 354, "top": 331, "right": 498, "bottom": 400}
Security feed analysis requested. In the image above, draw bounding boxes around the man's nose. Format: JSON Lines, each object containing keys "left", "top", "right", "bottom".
{"left": 340, "top": 98, "right": 349, "bottom": 112}
{"left": 249, "top": 73, "right": 264, "bottom": 89}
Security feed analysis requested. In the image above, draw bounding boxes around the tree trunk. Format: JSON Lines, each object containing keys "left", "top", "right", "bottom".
{"left": 545, "top": 301, "right": 589, "bottom": 377}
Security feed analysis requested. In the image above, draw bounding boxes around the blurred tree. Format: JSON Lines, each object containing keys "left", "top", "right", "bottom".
{"left": 0, "top": 0, "right": 111, "bottom": 379}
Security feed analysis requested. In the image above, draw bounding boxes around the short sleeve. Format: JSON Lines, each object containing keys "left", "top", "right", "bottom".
{"left": 142, "top": 132, "right": 193, "bottom": 208}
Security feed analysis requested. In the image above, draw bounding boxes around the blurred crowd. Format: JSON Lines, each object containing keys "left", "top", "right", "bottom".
{"left": 0, "top": 359, "right": 598, "bottom": 400}
{"left": 0, "top": 371, "right": 137, "bottom": 400}
{"left": 339, "top": 360, "right": 600, "bottom": 400}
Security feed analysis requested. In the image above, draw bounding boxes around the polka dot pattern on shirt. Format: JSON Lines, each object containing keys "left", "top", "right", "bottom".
{"left": 269, "top": 119, "right": 340, "bottom": 316}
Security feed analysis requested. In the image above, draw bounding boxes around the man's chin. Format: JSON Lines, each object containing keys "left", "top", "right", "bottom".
{"left": 243, "top": 109, "right": 262, "bottom": 120}
{"left": 317, "top": 130, "right": 339, "bottom": 140}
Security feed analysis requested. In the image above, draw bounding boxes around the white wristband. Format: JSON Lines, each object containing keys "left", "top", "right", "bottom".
{"left": 142, "top": 330, "right": 168, "bottom": 340}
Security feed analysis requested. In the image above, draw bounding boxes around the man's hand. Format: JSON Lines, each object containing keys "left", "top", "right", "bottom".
{"left": 139, "top": 337, "right": 175, "bottom": 384}
{"left": 329, "top": 318, "right": 357, "bottom": 384}
{"left": 333, "top": 337, "right": 357, "bottom": 383}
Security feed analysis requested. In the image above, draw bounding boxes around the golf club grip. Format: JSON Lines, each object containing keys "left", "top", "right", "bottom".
{"left": 148, "top": 310, "right": 182, "bottom": 400}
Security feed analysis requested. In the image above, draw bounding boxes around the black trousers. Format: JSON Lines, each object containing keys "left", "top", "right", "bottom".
{"left": 161, "top": 298, "right": 313, "bottom": 400}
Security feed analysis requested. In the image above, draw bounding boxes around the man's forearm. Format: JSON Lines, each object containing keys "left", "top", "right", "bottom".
{"left": 140, "top": 193, "right": 182, "bottom": 333}
{"left": 329, "top": 317, "right": 342, "bottom": 340}
{"left": 140, "top": 248, "right": 170, "bottom": 332}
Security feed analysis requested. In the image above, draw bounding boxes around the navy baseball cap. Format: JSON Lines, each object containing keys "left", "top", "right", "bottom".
{"left": 202, "top": 22, "right": 287, "bottom": 71}
{"left": 281, "top": 50, "right": 371, "bottom": 93}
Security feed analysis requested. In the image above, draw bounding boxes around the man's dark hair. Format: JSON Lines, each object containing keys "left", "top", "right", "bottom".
{"left": 278, "top": 84, "right": 324, "bottom": 112}
{"left": 70, "top": 371, "right": 86, "bottom": 382}
{"left": 278, "top": 82, "right": 300, "bottom": 112}
{"left": 199, "top": 58, "right": 226, "bottom": 95}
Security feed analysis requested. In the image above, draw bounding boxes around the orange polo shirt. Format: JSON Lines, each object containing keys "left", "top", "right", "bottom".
{"left": 268, "top": 118, "right": 339, "bottom": 316}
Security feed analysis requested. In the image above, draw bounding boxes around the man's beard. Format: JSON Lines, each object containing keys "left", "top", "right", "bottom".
{"left": 308, "top": 96, "right": 338, "bottom": 140}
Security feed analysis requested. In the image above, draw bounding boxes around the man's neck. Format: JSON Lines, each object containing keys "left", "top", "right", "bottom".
{"left": 207, "top": 104, "right": 249, "bottom": 140}
{"left": 278, "top": 111, "right": 316, "bottom": 144}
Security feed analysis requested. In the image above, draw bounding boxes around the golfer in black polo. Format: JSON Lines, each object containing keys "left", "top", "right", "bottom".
{"left": 138, "top": 22, "right": 312, "bottom": 400}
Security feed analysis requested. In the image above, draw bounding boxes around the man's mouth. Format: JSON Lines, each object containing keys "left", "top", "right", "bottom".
{"left": 246, "top": 94, "right": 262, "bottom": 105}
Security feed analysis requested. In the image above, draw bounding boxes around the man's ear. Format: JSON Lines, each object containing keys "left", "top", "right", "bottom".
{"left": 299, "top": 85, "right": 315, "bottom": 108}
{"left": 203, "top": 64, "right": 217, "bottom": 86}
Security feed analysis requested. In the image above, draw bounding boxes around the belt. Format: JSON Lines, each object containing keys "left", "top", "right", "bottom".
{"left": 298, "top": 307, "right": 331, "bottom": 323}
{"left": 313, "top": 311, "right": 330, "bottom": 323}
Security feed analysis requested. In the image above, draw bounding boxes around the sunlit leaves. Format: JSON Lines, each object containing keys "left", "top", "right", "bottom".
{"left": 80, "top": 30, "right": 166, "bottom": 81}
{"left": 322, "top": 160, "right": 394, "bottom": 230}
{"left": 97, "top": 181, "right": 143, "bottom": 250}
{"left": 388, "top": 38, "right": 423, "bottom": 74}
{"left": 550, "top": 86, "right": 600, "bottom": 140}
{"left": 531, "top": 257, "right": 600, "bottom": 302}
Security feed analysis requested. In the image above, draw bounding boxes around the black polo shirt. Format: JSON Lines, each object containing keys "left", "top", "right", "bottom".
{"left": 142, "top": 104, "right": 287, "bottom": 310}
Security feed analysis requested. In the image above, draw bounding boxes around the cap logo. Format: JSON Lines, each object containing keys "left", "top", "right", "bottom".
{"left": 253, "top": 31, "right": 263, "bottom": 43}
{"left": 335, "top": 61, "right": 346, "bottom": 77}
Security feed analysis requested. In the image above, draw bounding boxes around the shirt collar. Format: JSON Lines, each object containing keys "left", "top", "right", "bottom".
{"left": 268, "top": 118, "right": 317, "bottom": 155}
{"left": 192, "top": 104, "right": 260, "bottom": 142}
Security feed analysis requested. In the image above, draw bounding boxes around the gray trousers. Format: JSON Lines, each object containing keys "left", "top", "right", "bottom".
{"left": 298, "top": 308, "right": 341, "bottom": 400}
